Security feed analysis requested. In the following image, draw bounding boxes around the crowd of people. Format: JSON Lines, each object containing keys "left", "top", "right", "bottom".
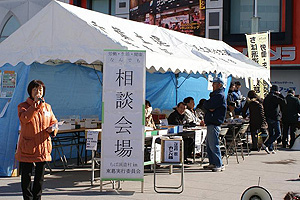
{"left": 145, "top": 76, "right": 227, "bottom": 171}
{"left": 242, "top": 85, "right": 300, "bottom": 154}
{"left": 145, "top": 78, "right": 300, "bottom": 172}
{"left": 226, "top": 81, "right": 300, "bottom": 154}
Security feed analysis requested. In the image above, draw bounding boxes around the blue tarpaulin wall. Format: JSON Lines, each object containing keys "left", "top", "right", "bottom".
{"left": 177, "top": 73, "right": 231, "bottom": 105}
{"left": 28, "top": 63, "right": 103, "bottom": 120}
{"left": 0, "top": 63, "right": 31, "bottom": 176}
{"left": 0, "top": 62, "right": 231, "bottom": 176}
{"left": 146, "top": 72, "right": 176, "bottom": 110}
{"left": 146, "top": 72, "right": 231, "bottom": 109}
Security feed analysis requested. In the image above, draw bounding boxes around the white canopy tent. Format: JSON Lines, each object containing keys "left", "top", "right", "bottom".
{"left": 0, "top": 0, "right": 271, "bottom": 177}
{"left": 0, "top": 0, "right": 269, "bottom": 81}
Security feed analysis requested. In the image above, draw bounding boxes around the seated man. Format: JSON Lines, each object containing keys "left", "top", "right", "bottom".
{"left": 168, "top": 102, "right": 187, "bottom": 125}
{"left": 168, "top": 102, "right": 194, "bottom": 164}
{"left": 226, "top": 101, "right": 236, "bottom": 120}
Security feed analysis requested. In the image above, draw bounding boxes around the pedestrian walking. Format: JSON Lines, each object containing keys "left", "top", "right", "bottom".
{"left": 282, "top": 89, "right": 300, "bottom": 148}
{"left": 262, "top": 84, "right": 286, "bottom": 154}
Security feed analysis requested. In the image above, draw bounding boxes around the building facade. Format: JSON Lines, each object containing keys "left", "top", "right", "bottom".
{"left": 0, "top": 0, "right": 70, "bottom": 43}
{"left": 222, "top": 0, "right": 299, "bottom": 95}
{"left": 69, "top": 0, "right": 130, "bottom": 18}
{"left": 0, "top": 0, "right": 128, "bottom": 44}
{"left": 1, "top": 0, "right": 298, "bottom": 95}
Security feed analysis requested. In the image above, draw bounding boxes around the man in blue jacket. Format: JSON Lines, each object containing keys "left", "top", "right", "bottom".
{"left": 203, "top": 77, "right": 227, "bottom": 172}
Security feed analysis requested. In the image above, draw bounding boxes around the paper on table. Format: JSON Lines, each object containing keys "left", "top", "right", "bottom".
{"left": 51, "top": 121, "right": 64, "bottom": 131}
{"left": 86, "top": 130, "right": 99, "bottom": 150}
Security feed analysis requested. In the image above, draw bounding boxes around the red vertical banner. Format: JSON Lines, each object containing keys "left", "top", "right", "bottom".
{"left": 81, "top": 0, "right": 87, "bottom": 8}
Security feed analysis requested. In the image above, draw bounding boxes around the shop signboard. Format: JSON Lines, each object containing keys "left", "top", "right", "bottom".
{"left": 101, "top": 50, "right": 145, "bottom": 181}
{"left": 130, "top": 0, "right": 206, "bottom": 37}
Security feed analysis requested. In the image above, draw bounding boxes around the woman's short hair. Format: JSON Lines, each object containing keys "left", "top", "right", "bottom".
{"left": 177, "top": 102, "right": 186, "bottom": 108}
{"left": 183, "top": 97, "right": 194, "bottom": 104}
{"left": 145, "top": 100, "right": 151, "bottom": 107}
{"left": 247, "top": 90, "right": 258, "bottom": 99}
{"left": 27, "top": 80, "right": 45, "bottom": 98}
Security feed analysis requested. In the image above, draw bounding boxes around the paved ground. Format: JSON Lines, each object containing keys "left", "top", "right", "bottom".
{"left": 0, "top": 148, "right": 299, "bottom": 200}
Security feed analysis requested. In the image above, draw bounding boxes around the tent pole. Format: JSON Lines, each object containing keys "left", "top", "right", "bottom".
{"left": 175, "top": 73, "right": 179, "bottom": 105}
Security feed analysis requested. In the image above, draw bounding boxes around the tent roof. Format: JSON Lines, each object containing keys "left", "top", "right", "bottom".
{"left": 0, "top": 0, "right": 269, "bottom": 80}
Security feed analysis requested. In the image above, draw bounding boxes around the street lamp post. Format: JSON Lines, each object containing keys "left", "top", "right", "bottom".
{"left": 251, "top": 0, "right": 259, "bottom": 33}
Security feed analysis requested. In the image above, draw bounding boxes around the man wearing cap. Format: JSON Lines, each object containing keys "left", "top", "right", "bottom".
{"left": 282, "top": 89, "right": 300, "bottom": 148}
{"left": 203, "top": 76, "right": 227, "bottom": 172}
{"left": 262, "top": 84, "right": 286, "bottom": 154}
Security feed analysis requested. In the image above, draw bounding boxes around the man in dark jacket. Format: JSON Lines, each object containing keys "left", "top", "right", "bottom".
{"left": 227, "top": 82, "right": 235, "bottom": 104}
{"left": 282, "top": 89, "right": 300, "bottom": 148}
{"left": 263, "top": 84, "right": 286, "bottom": 154}
{"left": 168, "top": 102, "right": 186, "bottom": 125}
{"left": 203, "top": 77, "right": 227, "bottom": 172}
{"left": 167, "top": 102, "right": 193, "bottom": 164}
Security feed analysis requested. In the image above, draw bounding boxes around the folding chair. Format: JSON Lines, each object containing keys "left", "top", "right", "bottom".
{"left": 228, "top": 124, "right": 249, "bottom": 164}
{"left": 219, "top": 128, "right": 229, "bottom": 165}
{"left": 154, "top": 137, "right": 184, "bottom": 194}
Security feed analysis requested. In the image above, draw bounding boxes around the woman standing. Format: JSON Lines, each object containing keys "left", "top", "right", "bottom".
{"left": 16, "top": 80, "right": 58, "bottom": 200}
{"left": 242, "top": 90, "right": 268, "bottom": 151}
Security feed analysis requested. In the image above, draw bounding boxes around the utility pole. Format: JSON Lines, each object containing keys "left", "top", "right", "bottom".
{"left": 251, "top": 0, "right": 259, "bottom": 33}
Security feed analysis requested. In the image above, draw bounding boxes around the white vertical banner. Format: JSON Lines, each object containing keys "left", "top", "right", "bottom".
{"left": 246, "top": 32, "right": 270, "bottom": 69}
{"left": 101, "top": 50, "right": 145, "bottom": 181}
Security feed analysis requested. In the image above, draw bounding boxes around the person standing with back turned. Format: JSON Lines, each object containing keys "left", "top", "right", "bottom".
{"left": 203, "top": 77, "right": 227, "bottom": 172}
{"left": 16, "top": 80, "right": 58, "bottom": 200}
{"left": 282, "top": 89, "right": 300, "bottom": 148}
{"left": 262, "top": 84, "right": 286, "bottom": 154}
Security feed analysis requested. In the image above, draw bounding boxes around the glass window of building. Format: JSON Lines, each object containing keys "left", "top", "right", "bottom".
{"left": 92, "top": 0, "right": 115, "bottom": 15}
{"left": 0, "top": 15, "right": 20, "bottom": 42}
{"left": 230, "top": 0, "right": 280, "bottom": 34}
